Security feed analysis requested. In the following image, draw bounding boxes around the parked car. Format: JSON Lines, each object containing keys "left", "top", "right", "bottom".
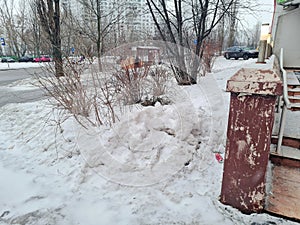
{"left": 33, "top": 55, "right": 52, "bottom": 62}
{"left": 224, "top": 46, "right": 259, "bottom": 60}
{"left": 1, "top": 56, "right": 16, "bottom": 63}
{"left": 19, "top": 55, "right": 34, "bottom": 62}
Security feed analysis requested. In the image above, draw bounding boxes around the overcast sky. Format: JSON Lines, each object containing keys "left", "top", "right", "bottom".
{"left": 241, "top": 0, "right": 275, "bottom": 28}
{"left": 256, "top": 0, "right": 275, "bottom": 23}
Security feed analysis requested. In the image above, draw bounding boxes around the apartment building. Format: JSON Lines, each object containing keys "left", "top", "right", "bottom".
{"left": 62, "top": 0, "right": 156, "bottom": 40}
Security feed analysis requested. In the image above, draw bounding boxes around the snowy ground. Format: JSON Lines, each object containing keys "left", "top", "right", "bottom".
{"left": 0, "top": 57, "right": 299, "bottom": 225}
{"left": 0, "top": 62, "right": 42, "bottom": 71}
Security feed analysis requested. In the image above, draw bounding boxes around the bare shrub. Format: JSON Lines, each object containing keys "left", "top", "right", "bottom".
{"left": 36, "top": 64, "right": 90, "bottom": 116}
{"left": 149, "top": 65, "right": 171, "bottom": 97}
{"left": 88, "top": 70, "right": 119, "bottom": 126}
{"left": 34, "top": 61, "right": 117, "bottom": 127}
{"left": 34, "top": 45, "right": 173, "bottom": 128}
{"left": 201, "top": 39, "right": 219, "bottom": 75}
{"left": 113, "top": 65, "right": 150, "bottom": 105}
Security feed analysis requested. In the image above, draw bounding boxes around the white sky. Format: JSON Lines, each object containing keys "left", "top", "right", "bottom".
{"left": 241, "top": 0, "right": 275, "bottom": 28}
{"left": 255, "top": 0, "right": 275, "bottom": 23}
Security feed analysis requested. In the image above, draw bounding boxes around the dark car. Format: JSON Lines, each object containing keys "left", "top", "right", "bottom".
{"left": 19, "top": 55, "right": 34, "bottom": 62}
{"left": 224, "top": 46, "right": 259, "bottom": 60}
{"left": 1, "top": 56, "right": 16, "bottom": 63}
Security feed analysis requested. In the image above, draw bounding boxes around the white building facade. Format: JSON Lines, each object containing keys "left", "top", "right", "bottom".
{"left": 63, "top": 0, "right": 156, "bottom": 40}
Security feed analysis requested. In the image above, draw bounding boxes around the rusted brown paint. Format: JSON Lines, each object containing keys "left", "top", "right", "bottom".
{"left": 227, "top": 68, "right": 283, "bottom": 96}
{"left": 220, "top": 93, "right": 277, "bottom": 213}
{"left": 220, "top": 68, "right": 283, "bottom": 214}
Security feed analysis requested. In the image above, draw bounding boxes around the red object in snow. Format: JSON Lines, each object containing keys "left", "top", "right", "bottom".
{"left": 215, "top": 153, "right": 223, "bottom": 163}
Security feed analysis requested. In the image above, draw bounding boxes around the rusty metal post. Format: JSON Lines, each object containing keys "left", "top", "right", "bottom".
{"left": 220, "top": 68, "right": 282, "bottom": 214}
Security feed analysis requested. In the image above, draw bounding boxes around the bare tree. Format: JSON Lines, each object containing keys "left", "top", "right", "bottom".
{"left": 60, "top": 3, "right": 93, "bottom": 59}
{"left": 75, "top": 0, "right": 126, "bottom": 70}
{"left": 146, "top": 0, "right": 235, "bottom": 85}
{"left": 250, "top": 22, "right": 260, "bottom": 48}
{"left": 0, "top": 0, "right": 23, "bottom": 57}
{"left": 227, "top": 0, "right": 238, "bottom": 47}
{"left": 217, "top": 15, "right": 225, "bottom": 55}
{"left": 225, "top": 0, "right": 260, "bottom": 48}
{"left": 60, "top": 2, "right": 73, "bottom": 56}
{"left": 0, "top": 0, "right": 49, "bottom": 57}
{"left": 35, "top": 0, "right": 63, "bottom": 77}
{"left": 28, "top": 1, "right": 42, "bottom": 56}
{"left": 15, "top": 1, "right": 30, "bottom": 56}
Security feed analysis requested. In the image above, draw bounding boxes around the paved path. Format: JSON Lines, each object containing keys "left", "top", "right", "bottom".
{"left": 0, "top": 68, "right": 46, "bottom": 107}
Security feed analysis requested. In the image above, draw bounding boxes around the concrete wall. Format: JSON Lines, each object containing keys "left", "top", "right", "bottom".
{"left": 273, "top": 6, "right": 300, "bottom": 68}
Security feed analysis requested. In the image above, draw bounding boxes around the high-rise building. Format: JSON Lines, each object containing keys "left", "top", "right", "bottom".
{"left": 63, "top": 0, "right": 156, "bottom": 39}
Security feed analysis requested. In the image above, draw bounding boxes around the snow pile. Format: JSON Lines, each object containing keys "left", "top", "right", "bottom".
{"left": 0, "top": 57, "right": 298, "bottom": 225}
{"left": 78, "top": 84, "right": 213, "bottom": 186}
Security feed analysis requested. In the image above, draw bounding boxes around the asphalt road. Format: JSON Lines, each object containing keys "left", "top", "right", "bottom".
{"left": 0, "top": 68, "right": 46, "bottom": 107}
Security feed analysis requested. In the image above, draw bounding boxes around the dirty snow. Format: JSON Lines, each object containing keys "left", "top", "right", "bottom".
{"left": 0, "top": 57, "right": 298, "bottom": 225}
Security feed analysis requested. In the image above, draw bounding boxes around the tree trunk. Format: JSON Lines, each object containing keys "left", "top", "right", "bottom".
{"left": 218, "top": 17, "right": 225, "bottom": 55}
{"left": 36, "top": 0, "right": 64, "bottom": 77}
{"left": 53, "top": 0, "right": 63, "bottom": 77}
{"left": 96, "top": 0, "right": 102, "bottom": 71}
{"left": 227, "top": 0, "right": 238, "bottom": 47}
{"left": 173, "top": 46, "right": 195, "bottom": 85}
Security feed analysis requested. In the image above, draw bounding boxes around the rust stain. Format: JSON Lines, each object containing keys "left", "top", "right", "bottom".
{"left": 220, "top": 92, "right": 277, "bottom": 214}
{"left": 226, "top": 68, "right": 283, "bottom": 96}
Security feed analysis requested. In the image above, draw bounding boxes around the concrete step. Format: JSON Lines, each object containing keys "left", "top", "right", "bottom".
{"left": 271, "top": 135, "right": 300, "bottom": 149}
{"left": 270, "top": 144, "right": 300, "bottom": 160}
{"left": 288, "top": 84, "right": 300, "bottom": 89}
{"left": 289, "top": 96, "right": 300, "bottom": 103}
{"left": 288, "top": 87, "right": 300, "bottom": 92}
{"left": 287, "top": 71, "right": 300, "bottom": 86}
{"left": 288, "top": 87, "right": 300, "bottom": 97}
{"left": 290, "top": 103, "right": 300, "bottom": 111}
